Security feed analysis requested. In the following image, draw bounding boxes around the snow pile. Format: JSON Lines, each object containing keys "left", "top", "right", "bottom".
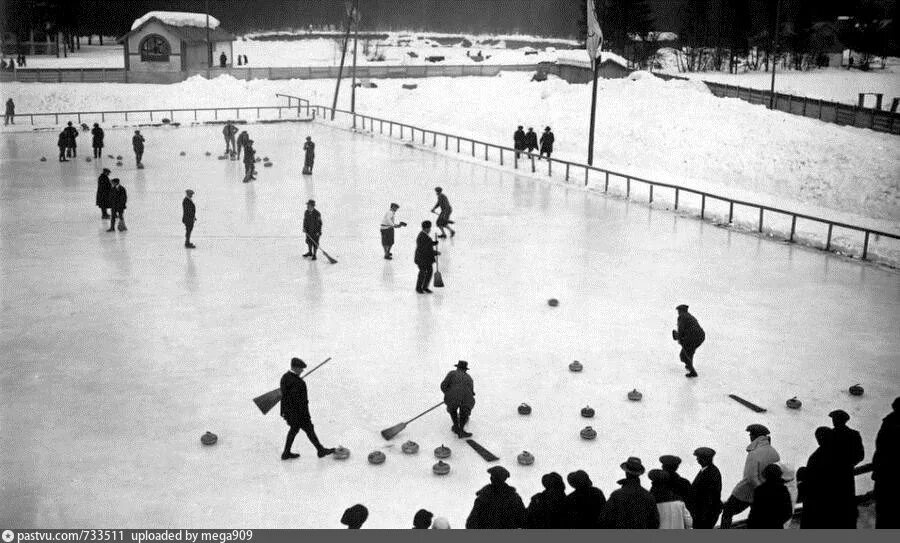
{"left": 131, "top": 11, "right": 220, "bottom": 31}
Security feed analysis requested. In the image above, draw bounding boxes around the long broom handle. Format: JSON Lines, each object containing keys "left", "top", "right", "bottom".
{"left": 405, "top": 402, "right": 445, "bottom": 425}
{"left": 301, "top": 357, "right": 332, "bottom": 379}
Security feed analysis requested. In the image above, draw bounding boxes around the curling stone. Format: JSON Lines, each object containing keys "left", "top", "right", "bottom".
{"left": 116, "top": 155, "right": 122, "bottom": 160}
{"left": 786, "top": 397, "right": 802, "bottom": 409}
{"left": 85, "top": 157, "right": 92, "bottom": 162}
{"left": 161, "top": 118, "right": 171, "bottom": 124}
{"left": 200, "top": 431, "right": 218, "bottom": 446}
{"left": 580, "top": 426, "right": 597, "bottom": 440}
{"left": 136, "top": 163, "right": 144, "bottom": 169}
{"left": 434, "top": 444, "right": 451, "bottom": 459}
{"left": 432, "top": 460, "right": 450, "bottom": 475}
{"left": 849, "top": 384, "right": 864, "bottom": 396}
{"left": 569, "top": 360, "right": 583, "bottom": 372}
{"left": 517, "top": 451, "right": 535, "bottom": 465}
{"left": 40, "top": 157, "right": 47, "bottom": 162}
{"left": 263, "top": 157, "right": 270, "bottom": 161}
{"left": 179, "top": 151, "right": 186, "bottom": 156}
{"left": 263, "top": 162, "right": 273, "bottom": 168}
{"left": 107, "top": 154, "right": 114, "bottom": 159}
{"left": 368, "top": 450, "right": 386, "bottom": 465}
{"left": 518, "top": 403, "right": 532, "bottom": 415}
{"left": 628, "top": 389, "right": 642, "bottom": 401}
{"left": 333, "top": 446, "right": 350, "bottom": 460}
{"left": 254, "top": 157, "right": 261, "bottom": 162}
{"left": 218, "top": 155, "right": 227, "bottom": 160}
{"left": 401, "top": 441, "right": 419, "bottom": 455}
{"left": 205, "top": 151, "right": 212, "bottom": 156}
{"left": 581, "top": 406, "right": 595, "bottom": 418}
{"left": 548, "top": 298, "right": 559, "bottom": 307}
{"left": 115, "top": 161, "right": 123, "bottom": 167}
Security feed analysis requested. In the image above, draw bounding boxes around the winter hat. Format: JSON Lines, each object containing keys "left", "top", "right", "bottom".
{"left": 290, "top": 357, "right": 307, "bottom": 369}
{"left": 814, "top": 426, "right": 833, "bottom": 445}
{"left": 185, "top": 189, "right": 194, "bottom": 196}
{"left": 542, "top": 472, "right": 565, "bottom": 492}
{"left": 648, "top": 469, "right": 669, "bottom": 484}
{"left": 746, "top": 423, "right": 770, "bottom": 437}
{"left": 620, "top": 457, "right": 646, "bottom": 476}
{"left": 435, "top": 186, "right": 443, "bottom": 193}
{"left": 761, "top": 464, "right": 783, "bottom": 482}
{"left": 340, "top": 504, "right": 368, "bottom": 528}
{"left": 676, "top": 304, "right": 689, "bottom": 311}
{"left": 828, "top": 409, "right": 850, "bottom": 423}
{"left": 111, "top": 178, "right": 120, "bottom": 185}
{"left": 431, "top": 517, "right": 451, "bottom": 529}
{"left": 102, "top": 168, "right": 111, "bottom": 174}
{"left": 659, "top": 455, "right": 682, "bottom": 469}
{"left": 306, "top": 136, "right": 312, "bottom": 141}
{"left": 693, "top": 447, "right": 716, "bottom": 459}
{"left": 544, "top": 126, "right": 551, "bottom": 131}
{"left": 390, "top": 202, "right": 399, "bottom": 209}
{"left": 454, "top": 360, "right": 469, "bottom": 371}
{"left": 413, "top": 509, "right": 433, "bottom": 529}
{"left": 306, "top": 199, "right": 316, "bottom": 206}
{"left": 487, "top": 465, "right": 510, "bottom": 483}
{"left": 566, "top": 470, "right": 592, "bottom": 490}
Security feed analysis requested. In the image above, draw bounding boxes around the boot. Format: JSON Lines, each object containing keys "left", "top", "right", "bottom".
{"left": 281, "top": 451, "right": 300, "bottom": 460}
{"left": 317, "top": 447, "right": 335, "bottom": 458}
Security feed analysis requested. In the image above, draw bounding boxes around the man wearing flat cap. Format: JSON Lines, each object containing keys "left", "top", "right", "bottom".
{"left": 182, "top": 189, "right": 196, "bottom": 249}
{"left": 660, "top": 455, "right": 695, "bottom": 517}
{"left": 599, "top": 457, "right": 660, "bottom": 528}
{"left": 279, "top": 357, "right": 334, "bottom": 460}
{"left": 720, "top": 424, "right": 780, "bottom": 528}
{"left": 672, "top": 304, "right": 705, "bottom": 377}
{"left": 466, "top": 466, "right": 526, "bottom": 529}
{"left": 303, "top": 199, "right": 322, "bottom": 260}
{"left": 691, "top": 447, "right": 722, "bottom": 528}
{"left": 873, "top": 397, "right": 900, "bottom": 528}
{"left": 828, "top": 409, "right": 864, "bottom": 527}
{"left": 440, "top": 360, "right": 475, "bottom": 438}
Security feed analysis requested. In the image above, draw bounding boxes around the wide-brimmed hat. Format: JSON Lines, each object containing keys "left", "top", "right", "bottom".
{"left": 454, "top": 360, "right": 469, "bottom": 370}
{"left": 620, "top": 456, "right": 645, "bottom": 475}
{"left": 102, "top": 168, "right": 111, "bottom": 174}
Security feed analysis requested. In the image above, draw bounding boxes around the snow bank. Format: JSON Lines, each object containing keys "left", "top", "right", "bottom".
{"left": 131, "top": 11, "right": 220, "bottom": 31}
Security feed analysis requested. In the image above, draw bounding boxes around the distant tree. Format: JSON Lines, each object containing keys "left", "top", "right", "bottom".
{"left": 680, "top": 0, "right": 711, "bottom": 70}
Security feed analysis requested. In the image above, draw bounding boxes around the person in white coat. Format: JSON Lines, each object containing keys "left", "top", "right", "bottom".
{"left": 649, "top": 470, "right": 693, "bottom": 529}
{"left": 720, "top": 424, "right": 781, "bottom": 528}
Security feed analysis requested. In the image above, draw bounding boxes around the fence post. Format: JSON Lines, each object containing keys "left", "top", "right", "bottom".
{"left": 530, "top": 156, "right": 536, "bottom": 173}
{"left": 675, "top": 188, "right": 679, "bottom": 210}
{"left": 484, "top": 145, "right": 488, "bottom": 161}
{"left": 433, "top": 133, "right": 436, "bottom": 146}
{"left": 701, "top": 195, "right": 706, "bottom": 219}
{"left": 565, "top": 163, "right": 569, "bottom": 181}
{"left": 150, "top": 111, "right": 153, "bottom": 121}
{"left": 758, "top": 208, "right": 764, "bottom": 232}
{"left": 194, "top": 110, "right": 197, "bottom": 121}
{"left": 604, "top": 171, "right": 609, "bottom": 193}
{"left": 123, "top": 112, "right": 126, "bottom": 122}
{"left": 862, "top": 232, "right": 870, "bottom": 260}
{"left": 380, "top": 120, "right": 383, "bottom": 134}
{"left": 500, "top": 149, "right": 504, "bottom": 166}
{"left": 649, "top": 184, "right": 653, "bottom": 203}
{"left": 514, "top": 151, "right": 518, "bottom": 169}
{"left": 389, "top": 122, "right": 393, "bottom": 136}
{"left": 457, "top": 138, "right": 460, "bottom": 153}
{"left": 471, "top": 141, "right": 475, "bottom": 157}
{"left": 445, "top": 134, "right": 448, "bottom": 150}
{"left": 77, "top": 113, "right": 81, "bottom": 123}
{"left": 584, "top": 167, "right": 588, "bottom": 187}
{"left": 101, "top": 112, "right": 106, "bottom": 122}
{"left": 789, "top": 216, "right": 797, "bottom": 241}
{"left": 626, "top": 177, "right": 630, "bottom": 198}
{"left": 826, "top": 224, "right": 833, "bottom": 250}
{"left": 728, "top": 202, "right": 733, "bottom": 223}
{"left": 548, "top": 158, "right": 552, "bottom": 176}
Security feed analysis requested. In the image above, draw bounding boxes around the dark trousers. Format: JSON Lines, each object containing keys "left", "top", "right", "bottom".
{"left": 243, "top": 162, "right": 255, "bottom": 180}
{"left": 93, "top": 146, "right": 101, "bottom": 158}
{"left": 225, "top": 136, "right": 236, "bottom": 153}
{"left": 416, "top": 263, "right": 434, "bottom": 291}
{"left": 67, "top": 145, "right": 76, "bottom": 158}
{"left": 303, "top": 155, "right": 314, "bottom": 174}
{"left": 134, "top": 148, "right": 143, "bottom": 164}
{"left": 100, "top": 207, "right": 109, "bottom": 218}
{"left": 184, "top": 222, "right": 194, "bottom": 244}
{"left": 305, "top": 233, "right": 320, "bottom": 256}
{"left": 58, "top": 147, "right": 66, "bottom": 161}
{"left": 284, "top": 422, "right": 324, "bottom": 454}
{"left": 680, "top": 345, "right": 698, "bottom": 371}
{"left": 5, "top": 113, "right": 13, "bottom": 125}
{"left": 540, "top": 148, "right": 552, "bottom": 159}
{"left": 109, "top": 209, "right": 125, "bottom": 230}
{"left": 719, "top": 495, "right": 751, "bottom": 529}
{"left": 875, "top": 480, "right": 899, "bottom": 528}
{"left": 447, "top": 404, "right": 472, "bottom": 431}
{"left": 693, "top": 505, "right": 723, "bottom": 529}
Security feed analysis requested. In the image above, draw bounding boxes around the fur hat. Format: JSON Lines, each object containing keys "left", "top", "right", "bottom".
{"left": 676, "top": 304, "right": 689, "bottom": 311}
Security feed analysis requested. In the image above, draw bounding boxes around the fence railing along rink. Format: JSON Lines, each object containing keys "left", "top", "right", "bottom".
{"left": 278, "top": 93, "right": 900, "bottom": 267}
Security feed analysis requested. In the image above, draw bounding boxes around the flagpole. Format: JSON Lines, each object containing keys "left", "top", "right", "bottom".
{"left": 587, "top": 61, "right": 599, "bottom": 166}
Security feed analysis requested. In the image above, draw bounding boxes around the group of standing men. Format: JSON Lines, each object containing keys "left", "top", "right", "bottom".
{"left": 514, "top": 126, "right": 554, "bottom": 159}
{"left": 95, "top": 168, "right": 128, "bottom": 231}
{"left": 222, "top": 121, "right": 256, "bottom": 182}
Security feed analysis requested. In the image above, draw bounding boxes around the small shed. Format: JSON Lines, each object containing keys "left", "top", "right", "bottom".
{"left": 118, "top": 11, "right": 236, "bottom": 73}
{"left": 551, "top": 51, "right": 631, "bottom": 84}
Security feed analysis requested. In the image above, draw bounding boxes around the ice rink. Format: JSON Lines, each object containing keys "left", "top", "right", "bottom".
{"left": 2, "top": 121, "right": 898, "bottom": 528}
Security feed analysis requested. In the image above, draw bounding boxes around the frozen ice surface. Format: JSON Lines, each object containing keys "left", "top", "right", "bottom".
{"left": 1, "top": 122, "right": 898, "bottom": 528}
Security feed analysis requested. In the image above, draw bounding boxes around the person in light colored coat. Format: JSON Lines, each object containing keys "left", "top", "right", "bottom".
{"left": 649, "top": 470, "right": 693, "bottom": 529}
{"left": 720, "top": 424, "right": 781, "bottom": 528}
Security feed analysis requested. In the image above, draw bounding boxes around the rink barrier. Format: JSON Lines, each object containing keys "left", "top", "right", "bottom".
{"left": 15, "top": 104, "right": 309, "bottom": 127}
{"left": 653, "top": 72, "right": 900, "bottom": 136}
{"left": 280, "top": 94, "right": 900, "bottom": 264}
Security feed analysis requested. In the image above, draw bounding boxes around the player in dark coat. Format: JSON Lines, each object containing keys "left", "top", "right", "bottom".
{"left": 96, "top": 168, "right": 112, "bottom": 219}
{"left": 746, "top": 464, "right": 793, "bottom": 529}
{"left": 222, "top": 122, "right": 238, "bottom": 155}
{"left": 132, "top": 130, "right": 145, "bottom": 167}
{"left": 564, "top": 470, "right": 607, "bottom": 528}
{"left": 660, "top": 455, "right": 696, "bottom": 517}
{"left": 91, "top": 123, "right": 104, "bottom": 158}
{"left": 236, "top": 130, "right": 250, "bottom": 160}
{"left": 691, "top": 447, "right": 723, "bottom": 529}
{"left": 539, "top": 126, "right": 554, "bottom": 159}
{"left": 513, "top": 125, "right": 525, "bottom": 158}
{"left": 466, "top": 466, "right": 527, "bottom": 529}
{"left": 219, "top": 52, "right": 227, "bottom": 68}
{"left": 57, "top": 130, "right": 68, "bottom": 161}
{"left": 524, "top": 127, "right": 538, "bottom": 154}
{"left": 279, "top": 357, "right": 334, "bottom": 460}
{"left": 302, "top": 136, "right": 315, "bottom": 174}
{"left": 673, "top": 304, "right": 705, "bottom": 377}
{"left": 599, "top": 457, "right": 660, "bottom": 528}
{"left": 798, "top": 427, "right": 844, "bottom": 528}
{"left": 414, "top": 220, "right": 439, "bottom": 293}
{"left": 828, "top": 409, "right": 864, "bottom": 527}
{"left": 430, "top": 186, "right": 455, "bottom": 238}
{"left": 440, "top": 360, "right": 475, "bottom": 438}
{"left": 873, "top": 397, "right": 900, "bottom": 528}
{"left": 182, "top": 189, "right": 196, "bottom": 248}
{"left": 5, "top": 98, "right": 15, "bottom": 125}
{"left": 63, "top": 122, "right": 78, "bottom": 158}
{"left": 526, "top": 472, "right": 568, "bottom": 529}
{"left": 107, "top": 178, "right": 127, "bottom": 232}
{"left": 242, "top": 139, "right": 256, "bottom": 182}
{"left": 302, "top": 199, "right": 322, "bottom": 260}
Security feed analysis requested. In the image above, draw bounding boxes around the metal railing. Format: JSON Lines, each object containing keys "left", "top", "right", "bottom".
{"left": 281, "top": 94, "right": 899, "bottom": 264}
{"left": 11, "top": 104, "right": 309, "bottom": 126}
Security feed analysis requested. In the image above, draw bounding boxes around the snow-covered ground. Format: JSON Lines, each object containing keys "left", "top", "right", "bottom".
{"left": 2, "top": 122, "right": 897, "bottom": 528}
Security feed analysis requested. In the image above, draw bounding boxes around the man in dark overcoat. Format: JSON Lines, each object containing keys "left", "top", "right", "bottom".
{"left": 466, "top": 466, "right": 526, "bottom": 529}
{"left": 598, "top": 457, "right": 660, "bottom": 528}
{"left": 63, "top": 121, "right": 78, "bottom": 158}
{"left": 414, "top": 220, "right": 439, "bottom": 293}
{"left": 107, "top": 178, "right": 127, "bottom": 232}
{"left": 673, "top": 304, "right": 705, "bottom": 377}
{"left": 513, "top": 125, "right": 525, "bottom": 158}
{"left": 91, "top": 123, "right": 104, "bottom": 158}
{"left": 242, "top": 139, "right": 256, "bottom": 182}
{"left": 539, "top": 126, "right": 555, "bottom": 159}
{"left": 279, "top": 357, "right": 334, "bottom": 460}
{"left": 440, "top": 360, "right": 475, "bottom": 438}
{"left": 690, "top": 447, "right": 723, "bottom": 529}
{"left": 798, "top": 427, "right": 843, "bottom": 528}
{"left": 236, "top": 130, "right": 250, "bottom": 160}
{"left": 524, "top": 127, "right": 538, "bottom": 154}
{"left": 302, "top": 136, "right": 315, "bottom": 174}
{"left": 828, "top": 409, "right": 864, "bottom": 527}
{"left": 96, "top": 168, "right": 112, "bottom": 219}
{"left": 182, "top": 189, "right": 196, "bottom": 248}
{"left": 132, "top": 130, "right": 145, "bottom": 167}
{"left": 660, "top": 454, "right": 696, "bottom": 516}
{"left": 302, "top": 199, "right": 322, "bottom": 260}
{"left": 873, "top": 397, "right": 900, "bottom": 528}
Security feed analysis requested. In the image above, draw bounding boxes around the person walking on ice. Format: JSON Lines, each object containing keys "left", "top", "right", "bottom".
{"left": 279, "top": 357, "right": 335, "bottom": 460}
{"left": 539, "top": 126, "right": 554, "bottom": 159}
{"left": 91, "top": 123, "right": 104, "bottom": 159}
{"left": 302, "top": 136, "right": 315, "bottom": 175}
{"left": 132, "top": 130, "right": 145, "bottom": 168}
{"left": 64, "top": 121, "right": 79, "bottom": 158}
{"left": 430, "top": 186, "right": 455, "bottom": 238}
{"left": 5, "top": 98, "right": 14, "bottom": 125}
{"left": 242, "top": 139, "right": 256, "bottom": 182}
{"left": 414, "top": 220, "right": 439, "bottom": 293}
{"left": 441, "top": 360, "right": 475, "bottom": 438}
{"left": 182, "top": 189, "right": 196, "bottom": 249}
{"left": 672, "top": 304, "right": 704, "bottom": 377}
{"left": 96, "top": 168, "right": 111, "bottom": 219}
{"left": 223, "top": 121, "right": 238, "bottom": 156}
{"left": 236, "top": 130, "right": 250, "bottom": 160}
{"left": 107, "top": 178, "right": 127, "bottom": 232}
{"left": 303, "top": 199, "right": 322, "bottom": 260}
{"left": 380, "top": 202, "right": 407, "bottom": 259}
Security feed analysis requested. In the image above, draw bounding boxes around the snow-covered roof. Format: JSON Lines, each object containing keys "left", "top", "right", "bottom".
{"left": 556, "top": 49, "right": 629, "bottom": 69}
{"left": 131, "top": 11, "right": 221, "bottom": 31}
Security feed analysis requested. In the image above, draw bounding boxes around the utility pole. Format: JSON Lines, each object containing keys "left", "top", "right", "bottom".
{"left": 205, "top": 0, "right": 212, "bottom": 70}
{"left": 331, "top": 3, "right": 354, "bottom": 121}
{"left": 768, "top": 0, "right": 781, "bottom": 109}
{"left": 587, "top": 62, "right": 600, "bottom": 165}
{"left": 350, "top": 0, "right": 360, "bottom": 128}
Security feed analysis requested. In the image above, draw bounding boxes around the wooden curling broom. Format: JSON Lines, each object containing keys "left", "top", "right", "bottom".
{"left": 252, "top": 357, "right": 332, "bottom": 414}
{"left": 381, "top": 401, "right": 445, "bottom": 440}
{"left": 305, "top": 233, "right": 338, "bottom": 264}
{"left": 433, "top": 235, "right": 444, "bottom": 288}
